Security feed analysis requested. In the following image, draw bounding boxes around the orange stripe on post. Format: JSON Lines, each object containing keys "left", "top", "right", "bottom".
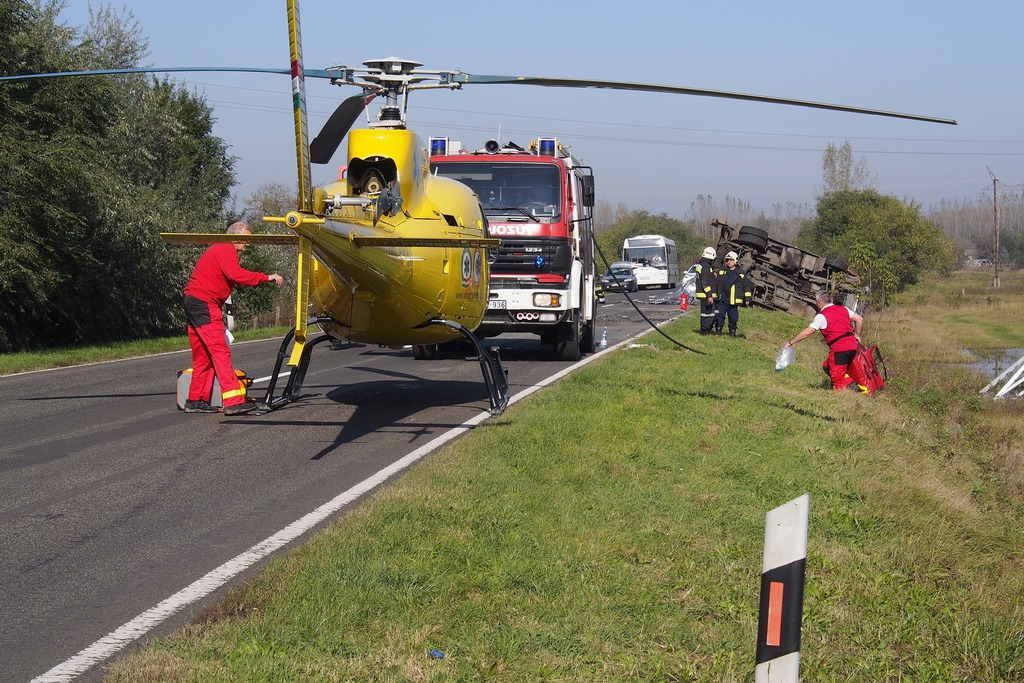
{"left": 767, "top": 581, "right": 784, "bottom": 647}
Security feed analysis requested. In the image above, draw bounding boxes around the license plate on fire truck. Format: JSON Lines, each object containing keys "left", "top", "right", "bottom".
{"left": 487, "top": 300, "right": 507, "bottom": 310}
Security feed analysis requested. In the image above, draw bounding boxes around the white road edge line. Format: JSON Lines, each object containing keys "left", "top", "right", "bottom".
{"left": 31, "top": 411, "right": 489, "bottom": 682}
{"left": 31, "top": 317, "right": 678, "bottom": 682}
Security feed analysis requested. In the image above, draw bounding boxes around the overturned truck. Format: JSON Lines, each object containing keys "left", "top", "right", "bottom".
{"left": 712, "top": 218, "right": 861, "bottom": 318}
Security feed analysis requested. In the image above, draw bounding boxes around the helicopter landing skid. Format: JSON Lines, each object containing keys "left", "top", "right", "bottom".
{"left": 256, "top": 318, "right": 509, "bottom": 416}
{"left": 418, "top": 318, "right": 510, "bottom": 415}
{"left": 256, "top": 318, "right": 338, "bottom": 414}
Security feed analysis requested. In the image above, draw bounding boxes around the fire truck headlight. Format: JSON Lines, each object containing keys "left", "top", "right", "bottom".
{"left": 533, "top": 293, "right": 560, "bottom": 307}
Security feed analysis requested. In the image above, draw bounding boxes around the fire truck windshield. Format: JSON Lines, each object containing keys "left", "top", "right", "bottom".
{"left": 431, "top": 161, "right": 562, "bottom": 219}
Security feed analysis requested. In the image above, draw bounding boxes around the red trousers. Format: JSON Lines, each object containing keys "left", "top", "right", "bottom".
{"left": 823, "top": 348, "right": 869, "bottom": 393}
{"left": 185, "top": 297, "right": 245, "bottom": 407}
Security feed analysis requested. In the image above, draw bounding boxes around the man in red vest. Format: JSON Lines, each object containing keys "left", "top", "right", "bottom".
{"left": 182, "top": 222, "right": 283, "bottom": 415}
{"left": 784, "top": 290, "right": 868, "bottom": 392}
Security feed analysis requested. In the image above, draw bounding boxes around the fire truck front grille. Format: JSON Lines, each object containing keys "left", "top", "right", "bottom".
{"left": 491, "top": 238, "right": 570, "bottom": 275}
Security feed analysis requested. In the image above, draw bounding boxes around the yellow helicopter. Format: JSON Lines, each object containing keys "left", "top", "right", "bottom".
{"left": 1, "top": 0, "right": 956, "bottom": 416}
{"left": 170, "top": 3, "right": 513, "bottom": 414}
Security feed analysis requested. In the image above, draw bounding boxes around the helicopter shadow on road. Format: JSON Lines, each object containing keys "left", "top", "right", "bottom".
{"left": 250, "top": 362, "right": 493, "bottom": 461}
{"left": 318, "top": 377, "right": 489, "bottom": 460}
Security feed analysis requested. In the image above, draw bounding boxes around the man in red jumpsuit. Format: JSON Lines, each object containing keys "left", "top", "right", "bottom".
{"left": 783, "top": 289, "right": 869, "bottom": 392}
{"left": 182, "top": 222, "right": 283, "bottom": 415}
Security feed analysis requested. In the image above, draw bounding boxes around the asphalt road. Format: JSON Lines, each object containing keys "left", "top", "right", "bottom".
{"left": 0, "top": 292, "right": 686, "bottom": 682}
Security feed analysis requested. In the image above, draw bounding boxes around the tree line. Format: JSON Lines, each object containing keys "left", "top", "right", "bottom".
{"left": 927, "top": 191, "right": 1024, "bottom": 267}
{"left": 0, "top": 1, "right": 294, "bottom": 352}
{"left": 596, "top": 142, "right": 957, "bottom": 306}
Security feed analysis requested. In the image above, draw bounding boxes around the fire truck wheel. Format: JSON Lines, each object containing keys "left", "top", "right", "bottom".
{"left": 556, "top": 315, "right": 582, "bottom": 361}
{"left": 581, "top": 319, "right": 596, "bottom": 355}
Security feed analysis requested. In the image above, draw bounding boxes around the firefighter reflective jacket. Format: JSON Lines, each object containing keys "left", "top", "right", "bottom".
{"left": 716, "top": 267, "right": 752, "bottom": 306}
{"left": 694, "top": 257, "right": 717, "bottom": 300}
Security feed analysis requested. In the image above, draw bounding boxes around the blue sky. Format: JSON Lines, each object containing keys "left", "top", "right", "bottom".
{"left": 60, "top": 1, "right": 1024, "bottom": 218}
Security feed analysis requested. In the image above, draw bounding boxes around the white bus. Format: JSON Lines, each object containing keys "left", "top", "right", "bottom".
{"left": 621, "top": 234, "right": 678, "bottom": 289}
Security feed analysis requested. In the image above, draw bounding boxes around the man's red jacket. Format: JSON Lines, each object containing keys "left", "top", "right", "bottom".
{"left": 184, "top": 243, "right": 268, "bottom": 306}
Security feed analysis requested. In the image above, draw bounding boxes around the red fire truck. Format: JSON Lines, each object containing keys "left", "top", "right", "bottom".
{"left": 430, "top": 137, "right": 597, "bottom": 360}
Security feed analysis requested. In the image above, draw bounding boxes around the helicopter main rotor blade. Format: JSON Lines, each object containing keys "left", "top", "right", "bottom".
{"left": 0, "top": 65, "right": 343, "bottom": 83}
{"left": 2, "top": 67, "right": 956, "bottom": 126}
{"left": 309, "top": 92, "right": 375, "bottom": 165}
{"left": 454, "top": 73, "right": 957, "bottom": 126}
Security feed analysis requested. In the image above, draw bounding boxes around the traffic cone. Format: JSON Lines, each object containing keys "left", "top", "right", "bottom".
{"left": 680, "top": 294, "right": 688, "bottom": 311}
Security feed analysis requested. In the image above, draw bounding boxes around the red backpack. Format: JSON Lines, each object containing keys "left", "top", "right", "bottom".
{"left": 823, "top": 342, "right": 887, "bottom": 394}
{"left": 850, "top": 342, "right": 887, "bottom": 394}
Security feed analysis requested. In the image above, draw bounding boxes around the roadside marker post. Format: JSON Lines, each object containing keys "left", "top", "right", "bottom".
{"left": 755, "top": 493, "right": 809, "bottom": 682}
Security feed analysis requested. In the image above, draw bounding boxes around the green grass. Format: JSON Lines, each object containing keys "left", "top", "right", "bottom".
{"left": 100, "top": 272, "right": 1024, "bottom": 682}
{"left": 0, "top": 327, "right": 290, "bottom": 376}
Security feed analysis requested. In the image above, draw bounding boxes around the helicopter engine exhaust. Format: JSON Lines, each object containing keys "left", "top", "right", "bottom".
{"left": 348, "top": 156, "right": 397, "bottom": 195}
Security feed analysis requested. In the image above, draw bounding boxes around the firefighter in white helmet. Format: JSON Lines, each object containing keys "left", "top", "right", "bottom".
{"left": 694, "top": 247, "right": 718, "bottom": 334}
{"left": 714, "top": 250, "right": 752, "bottom": 335}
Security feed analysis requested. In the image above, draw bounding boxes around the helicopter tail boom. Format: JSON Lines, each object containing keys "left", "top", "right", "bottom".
{"left": 350, "top": 236, "right": 499, "bottom": 249}
{"left": 159, "top": 233, "right": 299, "bottom": 245}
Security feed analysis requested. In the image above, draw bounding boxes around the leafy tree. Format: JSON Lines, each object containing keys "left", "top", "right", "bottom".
{"left": 799, "top": 143, "right": 955, "bottom": 304}
{"left": 800, "top": 189, "right": 956, "bottom": 303}
{"left": 230, "top": 183, "right": 299, "bottom": 327}
{"left": 0, "top": 0, "right": 237, "bottom": 351}
{"left": 594, "top": 209, "right": 703, "bottom": 273}
{"left": 0, "top": 0, "right": 118, "bottom": 350}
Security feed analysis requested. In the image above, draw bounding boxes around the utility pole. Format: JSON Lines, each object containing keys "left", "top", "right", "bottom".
{"left": 987, "top": 166, "right": 1000, "bottom": 288}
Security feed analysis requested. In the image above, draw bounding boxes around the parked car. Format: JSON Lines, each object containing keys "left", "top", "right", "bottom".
{"left": 712, "top": 219, "right": 861, "bottom": 317}
{"left": 678, "top": 264, "right": 697, "bottom": 301}
{"left": 601, "top": 262, "right": 639, "bottom": 292}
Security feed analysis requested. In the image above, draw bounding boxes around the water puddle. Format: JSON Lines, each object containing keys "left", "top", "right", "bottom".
{"left": 967, "top": 347, "right": 1024, "bottom": 379}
